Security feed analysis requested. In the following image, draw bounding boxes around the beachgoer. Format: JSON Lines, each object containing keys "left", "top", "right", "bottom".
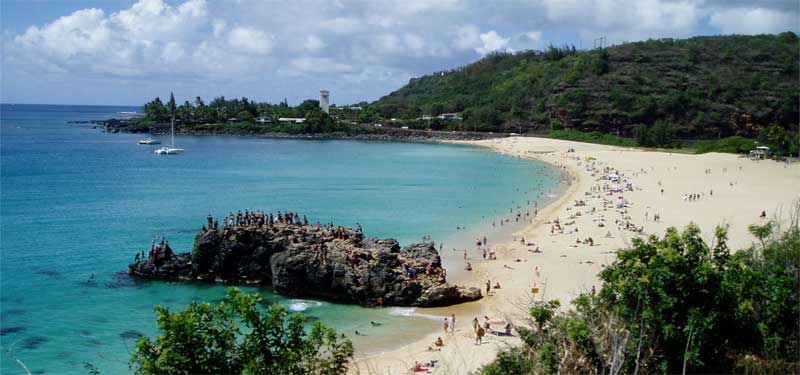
{"left": 435, "top": 337, "right": 444, "bottom": 347}
{"left": 450, "top": 314, "right": 456, "bottom": 333}
{"left": 443, "top": 318, "right": 449, "bottom": 335}
{"left": 475, "top": 325, "right": 485, "bottom": 345}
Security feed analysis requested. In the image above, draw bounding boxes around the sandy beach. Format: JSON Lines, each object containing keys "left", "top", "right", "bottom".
{"left": 351, "top": 136, "right": 800, "bottom": 374}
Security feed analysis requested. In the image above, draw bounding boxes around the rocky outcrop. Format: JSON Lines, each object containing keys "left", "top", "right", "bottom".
{"left": 74, "top": 118, "right": 505, "bottom": 141}
{"left": 128, "top": 222, "right": 482, "bottom": 307}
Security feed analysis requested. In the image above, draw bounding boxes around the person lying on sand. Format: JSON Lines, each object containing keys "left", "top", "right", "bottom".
{"left": 370, "top": 321, "right": 381, "bottom": 326}
{"left": 412, "top": 361, "right": 430, "bottom": 373}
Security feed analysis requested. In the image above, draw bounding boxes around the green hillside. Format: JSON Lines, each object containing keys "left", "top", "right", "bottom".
{"left": 373, "top": 33, "right": 799, "bottom": 140}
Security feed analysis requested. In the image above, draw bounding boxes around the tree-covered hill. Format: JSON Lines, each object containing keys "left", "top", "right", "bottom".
{"left": 373, "top": 33, "right": 799, "bottom": 139}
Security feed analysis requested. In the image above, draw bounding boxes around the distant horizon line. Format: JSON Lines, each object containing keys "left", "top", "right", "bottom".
{"left": 1, "top": 102, "right": 142, "bottom": 108}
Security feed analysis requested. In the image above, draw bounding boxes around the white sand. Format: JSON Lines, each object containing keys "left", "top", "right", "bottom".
{"left": 351, "top": 137, "right": 800, "bottom": 374}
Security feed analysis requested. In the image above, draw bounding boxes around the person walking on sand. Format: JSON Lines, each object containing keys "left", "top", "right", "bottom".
{"left": 475, "top": 325, "right": 485, "bottom": 345}
{"left": 443, "top": 317, "right": 449, "bottom": 335}
{"left": 486, "top": 280, "right": 491, "bottom": 295}
{"left": 450, "top": 314, "right": 456, "bottom": 333}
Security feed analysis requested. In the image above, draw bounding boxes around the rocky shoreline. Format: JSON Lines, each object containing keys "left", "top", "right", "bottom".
{"left": 128, "top": 216, "right": 482, "bottom": 307}
{"left": 69, "top": 118, "right": 506, "bottom": 141}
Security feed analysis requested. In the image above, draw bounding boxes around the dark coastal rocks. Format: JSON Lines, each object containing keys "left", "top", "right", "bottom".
{"left": 416, "top": 285, "right": 483, "bottom": 307}
{"left": 82, "top": 117, "right": 505, "bottom": 141}
{"left": 129, "top": 223, "right": 482, "bottom": 307}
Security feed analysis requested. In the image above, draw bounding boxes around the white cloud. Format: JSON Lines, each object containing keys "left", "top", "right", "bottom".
{"left": 476, "top": 30, "right": 510, "bottom": 55}
{"left": 453, "top": 24, "right": 481, "bottom": 50}
{"left": 15, "top": 8, "right": 112, "bottom": 59}
{"left": 212, "top": 19, "right": 226, "bottom": 38}
{"left": 709, "top": 7, "right": 797, "bottom": 35}
{"left": 303, "top": 35, "right": 326, "bottom": 53}
{"left": 227, "top": 26, "right": 272, "bottom": 55}
{"left": 539, "top": 0, "right": 701, "bottom": 43}
{"left": 282, "top": 57, "right": 354, "bottom": 77}
{"left": 111, "top": 0, "right": 207, "bottom": 42}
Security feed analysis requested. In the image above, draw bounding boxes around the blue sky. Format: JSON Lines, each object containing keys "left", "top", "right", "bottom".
{"left": 2, "top": 0, "right": 798, "bottom": 106}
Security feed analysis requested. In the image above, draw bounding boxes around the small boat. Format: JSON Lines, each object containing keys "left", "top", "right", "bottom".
{"left": 138, "top": 138, "right": 161, "bottom": 145}
{"left": 153, "top": 147, "right": 183, "bottom": 155}
{"left": 154, "top": 116, "right": 183, "bottom": 155}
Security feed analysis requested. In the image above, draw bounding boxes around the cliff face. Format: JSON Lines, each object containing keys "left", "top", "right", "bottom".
{"left": 129, "top": 223, "right": 482, "bottom": 307}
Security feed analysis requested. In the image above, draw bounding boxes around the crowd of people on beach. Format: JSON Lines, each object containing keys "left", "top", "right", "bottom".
{"left": 386, "top": 139, "right": 788, "bottom": 374}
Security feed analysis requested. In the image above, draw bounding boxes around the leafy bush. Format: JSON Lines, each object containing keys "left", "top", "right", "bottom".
{"left": 634, "top": 121, "right": 677, "bottom": 148}
{"left": 478, "top": 215, "right": 800, "bottom": 374}
{"left": 549, "top": 129, "right": 637, "bottom": 147}
{"left": 693, "top": 136, "right": 757, "bottom": 154}
{"left": 130, "top": 288, "right": 353, "bottom": 375}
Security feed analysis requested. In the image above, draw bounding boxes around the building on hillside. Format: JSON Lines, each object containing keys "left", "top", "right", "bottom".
{"left": 437, "top": 113, "right": 462, "bottom": 120}
{"left": 256, "top": 117, "right": 272, "bottom": 124}
{"left": 278, "top": 117, "right": 306, "bottom": 123}
{"left": 320, "top": 90, "right": 330, "bottom": 114}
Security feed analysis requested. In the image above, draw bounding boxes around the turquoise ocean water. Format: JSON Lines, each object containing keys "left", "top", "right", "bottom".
{"left": 0, "top": 104, "right": 562, "bottom": 374}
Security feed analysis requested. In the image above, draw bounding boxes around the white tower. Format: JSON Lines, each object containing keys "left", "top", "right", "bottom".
{"left": 320, "top": 90, "right": 330, "bottom": 114}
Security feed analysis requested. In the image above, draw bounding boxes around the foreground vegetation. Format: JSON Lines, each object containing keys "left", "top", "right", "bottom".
{"left": 129, "top": 288, "right": 353, "bottom": 375}
{"left": 479, "top": 215, "right": 800, "bottom": 374}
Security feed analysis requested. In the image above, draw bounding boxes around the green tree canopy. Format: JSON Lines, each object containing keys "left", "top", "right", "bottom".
{"left": 480, "top": 215, "right": 800, "bottom": 374}
{"left": 130, "top": 288, "right": 353, "bottom": 375}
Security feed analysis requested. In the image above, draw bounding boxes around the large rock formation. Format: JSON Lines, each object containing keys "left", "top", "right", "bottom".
{"left": 128, "top": 222, "right": 482, "bottom": 307}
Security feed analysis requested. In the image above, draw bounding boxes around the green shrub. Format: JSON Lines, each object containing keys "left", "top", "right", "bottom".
{"left": 130, "top": 288, "right": 353, "bottom": 375}
{"left": 549, "top": 129, "right": 637, "bottom": 147}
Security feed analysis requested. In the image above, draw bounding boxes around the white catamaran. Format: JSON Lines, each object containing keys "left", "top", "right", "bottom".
{"left": 154, "top": 116, "right": 183, "bottom": 155}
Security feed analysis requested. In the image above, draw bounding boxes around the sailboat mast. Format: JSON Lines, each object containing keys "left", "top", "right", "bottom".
{"left": 171, "top": 115, "right": 175, "bottom": 147}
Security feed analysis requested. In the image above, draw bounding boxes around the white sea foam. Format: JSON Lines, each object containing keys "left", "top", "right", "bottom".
{"left": 387, "top": 307, "right": 441, "bottom": 321}
{"left": 287, "top": 299, "right": 324, "bottom": 312}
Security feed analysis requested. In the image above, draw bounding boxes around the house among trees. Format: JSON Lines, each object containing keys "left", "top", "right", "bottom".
{"left": 437, "top": 113, "right": 462, "bottom": 120}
